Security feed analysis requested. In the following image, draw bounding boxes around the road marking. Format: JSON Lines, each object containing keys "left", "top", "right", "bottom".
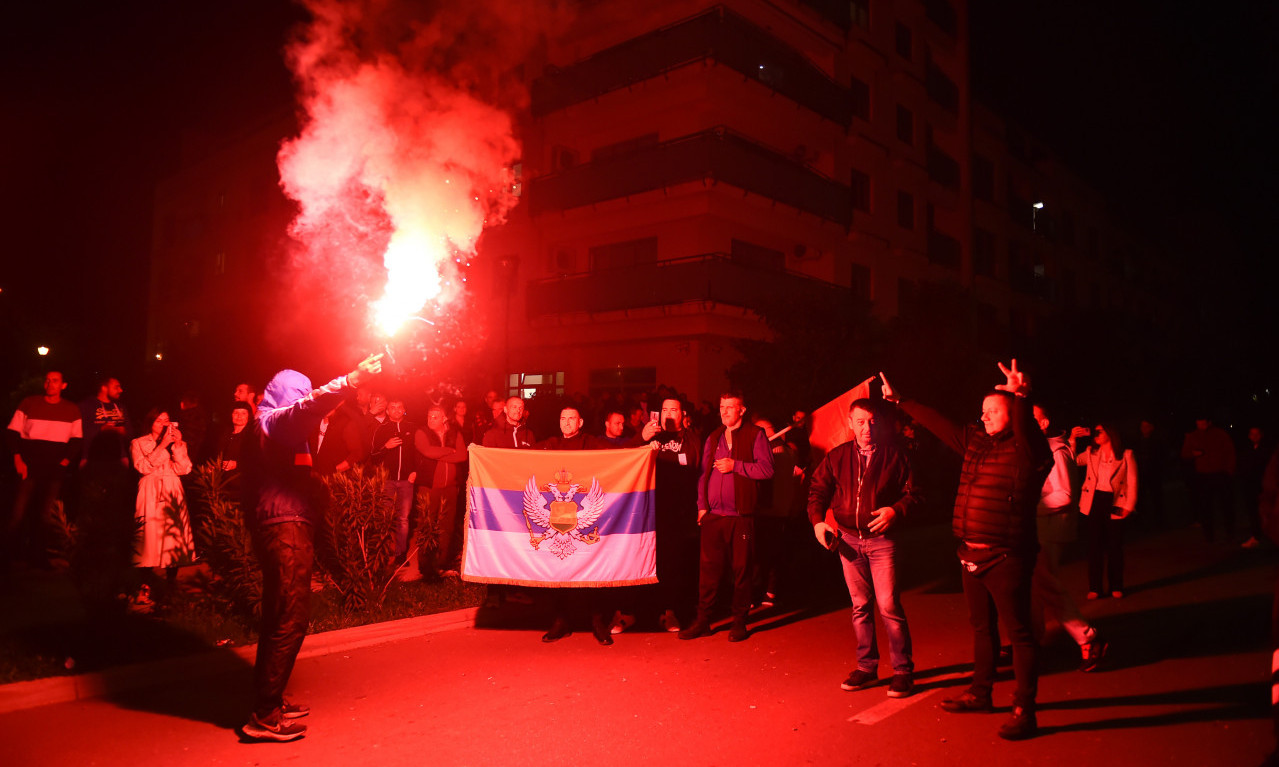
{"left": 848, "top": 687, "right": 941, "bottom": 725}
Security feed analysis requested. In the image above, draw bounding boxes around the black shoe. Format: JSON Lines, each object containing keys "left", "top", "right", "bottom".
{"left": 840, "top": 669, "right": 878, "bottom": 691}
{"left": 542, "top": 618, "right": 570, "bottom": 643}
{"left": 727, "top": 621, "right": 749, "bottom": 642}
{"left": 678, "top": 618, "right": 712, "bottom": 640}
{"left": 592, "top": 616, "right": 614, "bottom": 646}
{"left": 940, "top": 691, "right": 993, "bottom": 713}
{"left": 1079, "top": 637, "right": 1109, "bottom": 673}
{"left": 998, "top": 706, "right": 1038, "bottom": 740}
{"left": 887, "top": 673, "right": 914, "bottom": 698}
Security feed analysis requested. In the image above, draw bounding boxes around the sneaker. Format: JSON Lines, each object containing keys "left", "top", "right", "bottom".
{"left": 659, "top": 609, "right": 681, "bottom": 633}
{"left": 609, "top": 611, "right": 636, "bottom": 635}
{"left": 1110, "top": 590, "right": 1124, "bottom": 599}
{"left": 759, "top": 592, "right": 776, "bottom": 609}
{"left": 727, "top": 621, "right": 749, "bottom": 642}
{"left": 241, "top": 713, "right": 307, "bottom": 742}
{"left": 1086, "top": 591, "right": 1100, "bottom": 600}
{"left": 1243, "top": 536, "right": 1262, "bottom": 549}
{"left": 940, "top": 691, "right": 993, "bottom": 713}
{"left": 678, "top": 618, "right": 712, "bottom": 640}
{"left": 998, "top": 706, "right": 1038, "bottom": 740}
{"left": 1079, "top": 638, "right": 1109, "bottom": 673}
{"left": 592, "top": 615, "right": 614, "bottom": 646}
{"left": 887, "top": 673, "right": 914, "bottom": 698}
{"left": 840, "top": 669, "right": 878, "bottom": 691}
{"left": 281, "top": 700, "right": 310, "bottom": 719}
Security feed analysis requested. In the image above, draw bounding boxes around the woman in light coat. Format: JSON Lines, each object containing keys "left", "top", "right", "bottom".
{"left": 1072, "top": 422, "right": 1138, "bottom": 599}
{"left": 129, "top": 409, "right": 196, "bottom": 609}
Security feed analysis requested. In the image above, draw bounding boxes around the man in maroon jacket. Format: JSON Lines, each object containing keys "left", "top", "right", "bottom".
{"left": 808, "top": 398, "right": 920, "bottom": 698}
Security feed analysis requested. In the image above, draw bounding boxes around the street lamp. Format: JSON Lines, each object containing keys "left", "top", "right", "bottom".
{"left": 36, "top": 346, "right": 49, "bottom": 356}
{"left": 1032, "top": 201, "right": 1045, "bottom": 231}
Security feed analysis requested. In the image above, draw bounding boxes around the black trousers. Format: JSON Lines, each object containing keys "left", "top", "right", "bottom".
{"left": 1085, "top": 491, "right": 1125, "bottom": 593}
{"left": 251, "top": 521, "right": 314, "bottom": 722}
{"left": 962, "top": 550, "right": 1038, "bottom": 711}
{"left": 696, "top": 513, "right": 754, "bottom": 622}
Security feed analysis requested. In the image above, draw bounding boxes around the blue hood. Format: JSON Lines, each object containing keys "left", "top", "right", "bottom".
{"left": 261, "top": 370, "right": 313, "bottom": 412}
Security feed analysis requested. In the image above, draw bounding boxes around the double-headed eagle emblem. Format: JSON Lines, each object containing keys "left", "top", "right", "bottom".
{"left": 522, "top": 468, "right": 606, "bottom": 559}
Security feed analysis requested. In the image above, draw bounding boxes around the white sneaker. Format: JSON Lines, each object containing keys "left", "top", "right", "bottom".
{"left": 609, "top": 611, "right": 636, "bottom": 635}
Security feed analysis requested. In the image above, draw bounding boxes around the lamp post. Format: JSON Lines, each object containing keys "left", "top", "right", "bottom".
{"left": 1032, "top": 201, "right": 1045, "bottom": 231}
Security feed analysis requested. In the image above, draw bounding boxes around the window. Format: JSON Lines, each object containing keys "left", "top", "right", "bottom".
{"left": 972, "top": 155, "right": 994, "bottom": 202}
{"left": 589, "top": 237, "right": 657, "bottom": 271}
{"left": 922, "top": 0, "right": 957, "bottom": 37}
{"left": 925, "top": 60, "right": 958, "bottom": 113}
{"left": 591, "top": 133, "right": 659, "bottom": 163}
{"left": 850, "top": 75, "right": 870, "bottom": 121}
{"left": 850, "top": 0, "right": 869, "bottom": 29}
{"left": 850, "top": 168, "right": 871, "bottom": 212}
{"left": 588, "top": 367, "right": 656, "bottom": 398}
{"left": 850, "top": 262, "right": 872, "bottom": 302}
{"left": 895, "top": 23, "right": 912, "bottom": 59}
{"left": 507, "top": 371, "right": 565, "bottom": 400}
{"left": 973, "top": 228, "right": 995, "bottom": 277}
{"left": 897, "top": 190, "right": 914, "bottom": 229}
{"left": 896, "top": 105, "right": 913, "bottom": 145}
{"left": 731, "top": 239, "right": 785, "bottom": 271}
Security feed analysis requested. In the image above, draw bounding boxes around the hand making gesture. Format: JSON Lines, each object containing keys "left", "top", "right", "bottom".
{"left": 994, "top": 358, "right": 1030, "bottom": 397}
{"left": 878, "top": 371, "right": 900, "bottom": 404}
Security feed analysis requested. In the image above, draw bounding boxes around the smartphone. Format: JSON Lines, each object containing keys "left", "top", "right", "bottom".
{"left": 649, "top": 411, "right": 659, "bottom": 423}
{"left": 823, "top": 528, "right": 840, "bottom": 551}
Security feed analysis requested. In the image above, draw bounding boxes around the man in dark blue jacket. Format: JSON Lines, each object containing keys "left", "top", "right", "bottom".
{"left": 808, "top": 398, "right": 920, "bottom": 698}
{"left": 238, "top": 354, "right": 382, "bottom": 742}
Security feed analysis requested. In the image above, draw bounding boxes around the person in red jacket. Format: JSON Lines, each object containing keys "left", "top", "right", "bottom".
{"left": 808, "top": 398, "right": 920, "bottom": 698}
{"left": 882, "top": 360, "right": 1051, "bottom": 741}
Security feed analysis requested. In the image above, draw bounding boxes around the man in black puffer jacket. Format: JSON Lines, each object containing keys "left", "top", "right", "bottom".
{"left": 881, "top": 360, "right": 1051, "bottom": 741}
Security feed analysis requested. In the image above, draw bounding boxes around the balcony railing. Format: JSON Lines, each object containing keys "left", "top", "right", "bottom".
{"left": 532, "top": 6, "right": 852, "bottom": 126}
{"left": 527, "top": 127, "right": 853, "bottom": 227}
{"left": 525, "top": 252, "right": 849, "bottom": 318}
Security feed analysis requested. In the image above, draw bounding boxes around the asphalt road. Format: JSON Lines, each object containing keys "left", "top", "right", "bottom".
{"left": 0, "top": 523, "right": 1271, "bottom": 767}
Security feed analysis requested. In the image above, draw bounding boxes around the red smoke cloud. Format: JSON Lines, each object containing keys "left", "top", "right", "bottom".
{"left": 277, "top": 0, "right": 566, "bottom": 338}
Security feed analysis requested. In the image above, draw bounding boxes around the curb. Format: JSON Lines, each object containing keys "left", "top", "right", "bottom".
{"left": 0, "top": 606, "right": 478, "bottom": 715}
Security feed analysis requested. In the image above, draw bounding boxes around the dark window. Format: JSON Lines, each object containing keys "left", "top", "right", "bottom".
{"left": 591, "top": 133, "right": 659, "bottom": 162}
{"left": 590, "top": 237, "right": 657, "bottom": 271}
{"left": 927, "top": 145, "right": 960, "bottom": 190}
{"left": 896, "top": 105, "right": 913, "bottom": 145}
{"left": 973, "top": 228, "right": 995, "bottom": 277}
{"left": 925, "top": 60, "right": 958, "bottom": 113}
{"left": 731, "top": 239, "right": 785, "bottom": 271}
{"left": 898, "top": 278, "right": 918, "bottom": 315}
{"left": 850, "top": 262, "right": 871, "bottom": 302}
{"left": 922, "top": 0, "right": 957, "bottom": 37}
{"left": 972, "top": 155, "right": 994, "bottom": 201}
{"left": 850, "top": 75, "right": 870, "bottom": 121}
{"left": 851, "top": 0, "right": 869, "bottom": 29}
{"left": 897, "top": 190, "right": 914, "bottom": 229}
{"left": 895, "top": 23, "right": 912, "bottom": 59}
{"left": 589, "top": 367, "right": 656, "bottom": 398}
{"left": 850, "top": 168, "right": 871, "bottom": 212}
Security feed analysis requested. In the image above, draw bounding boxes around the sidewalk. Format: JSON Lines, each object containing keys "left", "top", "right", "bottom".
{"left": 0, "top": 606, "right": 478, "bottom": 714}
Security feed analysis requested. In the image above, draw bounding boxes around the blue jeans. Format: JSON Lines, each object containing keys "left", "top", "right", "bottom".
{"left": 384, "top": 479, "right": 415, "bottom": 559}
{"left": 838, "top": 533, "right": 913, "bottom": 674}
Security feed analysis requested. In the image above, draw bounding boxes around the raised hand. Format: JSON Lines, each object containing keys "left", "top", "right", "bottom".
{"left": 879, "top": 371, "right": 900, "bottom": 404}
{"left": 348, "top": 353, "right": 384, "bottom": 388}
{"left": 995, "top": 359, "right": 1030, "bottom": 395}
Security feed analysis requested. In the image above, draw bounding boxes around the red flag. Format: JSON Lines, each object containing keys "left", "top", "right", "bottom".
{"left": 807, "top": 376, "right": 875, "bottom": 466}
{"left": 806, "top": 376, "right": 875, "bottom": 536}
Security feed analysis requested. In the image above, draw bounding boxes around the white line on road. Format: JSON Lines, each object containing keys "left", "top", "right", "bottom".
{"left": 848, "top": 687, "right": 941, "bottom": 725}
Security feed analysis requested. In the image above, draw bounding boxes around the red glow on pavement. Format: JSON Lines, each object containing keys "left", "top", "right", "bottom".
{"left": 276, "top": 0, "right": 554, "bottom": 336}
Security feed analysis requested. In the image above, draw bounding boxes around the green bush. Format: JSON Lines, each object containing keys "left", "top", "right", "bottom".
{"left": 188, "top": 464, "right": 261, "bottom": 621}
{"left": 316, "top": 465, "right": 400, "bottom": 614}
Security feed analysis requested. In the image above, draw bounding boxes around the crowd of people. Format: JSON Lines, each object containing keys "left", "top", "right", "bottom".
{"left": 5, "top": 361, "right": 1278, "bottom": 743}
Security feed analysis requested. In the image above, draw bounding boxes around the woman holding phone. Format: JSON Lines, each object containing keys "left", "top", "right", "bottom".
{"left": 1071, "top": 422, "right": 1138, "bottom": 599}
{"left": 129, "top": 409, "right": 196, "bottom": 610}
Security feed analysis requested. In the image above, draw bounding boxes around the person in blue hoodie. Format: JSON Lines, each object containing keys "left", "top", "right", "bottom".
{"left": 238, "top": 353, "right": 382, "bottom": 743}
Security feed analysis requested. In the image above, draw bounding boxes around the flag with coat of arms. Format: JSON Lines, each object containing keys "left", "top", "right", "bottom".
{"left": 462, "top": 445, "right": 657, "bottom": 587}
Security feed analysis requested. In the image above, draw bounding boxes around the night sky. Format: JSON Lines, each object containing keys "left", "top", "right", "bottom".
{"left": 2, "top": 1, "right": 1275, "bottom": 403}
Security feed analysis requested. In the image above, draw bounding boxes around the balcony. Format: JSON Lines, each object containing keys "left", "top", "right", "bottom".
{"left": 525, "top": 252, "right": 849, "bottom": 319}
{"left": 927, "top": 230, "right": 962, "bottom": 270}
{"left": 531, "top": 6, "right": 852, "bottom": 126}
{"left": 527, "top": 127, "right": 853, "bottom": 227}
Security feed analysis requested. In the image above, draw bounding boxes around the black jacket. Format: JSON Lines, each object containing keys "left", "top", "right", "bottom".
{"left": 807, "top": 441, "right": 919, "bottom": 538}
